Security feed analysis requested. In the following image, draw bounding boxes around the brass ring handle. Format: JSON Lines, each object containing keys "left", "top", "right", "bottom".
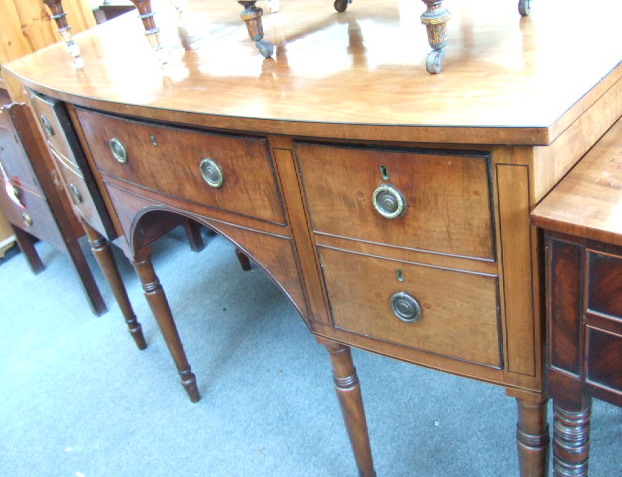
{"left": 69, "top": 183, "right": 83, "bottom": 204}
{"left": 22, "top": 213, "right": 33, "bottom": 228}
{"left": 40, "top": 114, "right": 55, "bottom": 137}
{"left": 199, "top": 158, "right": 224, "bottom": 188}
{"left": 390, "top": 292, "right": 422, "bottom": 323}
{"left": 372, "top": 184, "right": 407, "bottom": 219}
{"left": 109, "top": 137, "right": 128, "bottom": 164}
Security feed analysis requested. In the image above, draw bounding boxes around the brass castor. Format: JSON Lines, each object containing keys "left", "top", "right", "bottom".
{"left": 518, "top": 0, "right": 532, "bottom": 16}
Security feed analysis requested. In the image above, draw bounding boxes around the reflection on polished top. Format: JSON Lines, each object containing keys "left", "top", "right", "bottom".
{"left": 3, "top": 0, "right": 621, "bottom": 144}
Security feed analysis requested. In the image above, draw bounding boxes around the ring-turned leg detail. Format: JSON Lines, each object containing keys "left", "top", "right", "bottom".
{"left": 323, "top": 340, "right": 376, "bottom": 477}
{"left": 515, "top": 395, "right": 550, "bottom": 477}
{"left": 82, "top": 221, "right": 146, "bottom": 349}
{"left": 133, "top": 248, "right": 200, "bottom": 402}
{"left": 420, "top": 0, "right": 450, "bottom": 74}
{"left": 553, "top": 402, "right": 591, "bottom": 477}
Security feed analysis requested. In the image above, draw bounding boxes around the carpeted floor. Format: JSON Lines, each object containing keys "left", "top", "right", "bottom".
{"left": 0, "top": 227, "right": 620, "bottom": 476}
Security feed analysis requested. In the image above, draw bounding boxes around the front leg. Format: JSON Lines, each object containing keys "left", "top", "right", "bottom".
{"left": 133, "top": 247, "right": 200, "bottom": 402}
{"left": 507, "top": 389, "right": 550, "bottom": 477}
{"left": 321, "top": 339, "right": 376, "bottom": 477}
{"left": 552, "top": 400, "right": 591, "bottom": 477}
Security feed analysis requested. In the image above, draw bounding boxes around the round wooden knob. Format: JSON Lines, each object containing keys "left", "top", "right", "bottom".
{"left": 372, "top": 184, "right": 407, "bottom": 219}
{"left": 390, "top": 292, "right": 422, "bottom": 323}
{"left": 200, "top": 158, "right": 224, "bottom": 188}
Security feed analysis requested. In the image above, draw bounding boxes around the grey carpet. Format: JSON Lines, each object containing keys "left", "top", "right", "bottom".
{"left": 1, "top": 227, "right": 620, "bottom": 476}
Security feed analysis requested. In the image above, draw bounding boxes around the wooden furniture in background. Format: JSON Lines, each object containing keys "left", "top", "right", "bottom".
{"left": 3, "top": 0, "right": 621, "bottom": 475}
{"left": 0, "top": 101, "right": 106, "bottom": 315}
{"left": 532, "top": 118, "right": 622, "bottom": 476}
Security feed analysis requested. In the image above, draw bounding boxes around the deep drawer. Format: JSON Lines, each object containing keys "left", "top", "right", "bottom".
{"left": 296, "top": 143, "right": 494, "bottom": 260}
{"left": 319, "top": 246, "right": 502, "bottom": 368}
{"left": 74, "top": 108, "right": 286, "bottom": 225}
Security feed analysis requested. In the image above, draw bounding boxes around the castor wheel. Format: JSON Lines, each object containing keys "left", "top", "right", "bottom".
{"left": 518, "top": 0, "right": 532, "bottom": 16}
{"left": 334, "top": 0, "right": 349, "bottom": 13}
{"left": 256, "top": 39, "right": 274, "bottom": 58}
{"left": 426, "top": 48, "right": 446, "bottom": 74}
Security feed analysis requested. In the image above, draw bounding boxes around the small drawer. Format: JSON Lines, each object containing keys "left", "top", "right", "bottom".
{"left": 588, "top": 251, "right": 622, "bottom": 321}
{"left": 53, "top": 159, "right": 108, "bottom": 237}
{"left": 0, "top": 192, "right": 63, "bottom": 250}
{"left": 296, "top": 143, "right": 494, "bottom": 260}
{"left": 26, "top": 90, "right": 79, "bottom": 168}
{"left": 74, "top": 108, "right": 286, "bottom": 225}
{"left": 319, "top": 247, "right": 502, "bottom": 367}
{"left": 586, "top": 326, "right": 622, "bottom": 394}
{"left": 0, "top": 184, "right": 50, "bottom": 220}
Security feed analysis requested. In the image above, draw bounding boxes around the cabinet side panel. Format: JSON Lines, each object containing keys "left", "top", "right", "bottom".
{"left": 549, "top": 237, "right": 583, "bottom": 375}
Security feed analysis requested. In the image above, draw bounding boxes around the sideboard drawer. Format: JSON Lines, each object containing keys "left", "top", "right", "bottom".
{"left": 27, "top": 90, "right": 79, "bottom": 168}
{"left": 0, "top": 113, "right": 40, "bottom": 192}
{"left": 74, "top": 108, "right": 286, "bottom": 225}
{"left": 296, "top": 143, "right": 494, "bottom": 260}
{"left": 319, "top": 246, "right": 502, "bottom": 368}
{"left": 588, "top": 251, "right": 622, "bottom": 321}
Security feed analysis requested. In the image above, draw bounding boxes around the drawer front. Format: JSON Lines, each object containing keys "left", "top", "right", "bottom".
{"left": 26, "top": 90, "right": 79, "bottom": 168}
{"left": 588, "top": 251, "right": 622, "bottom": 321}
{"left": 26, "top": 92, "right": 116, "bottom": 239}
{"left": 296, "top": 143, "right": 494, "bottom": 260}
{"left": 586, "top": 326, "right": 622, "bottom": 394}
{"left": 320, "top": 247, "right": 502, "bottom": 367}
{"left": 74, "top": 108, "right": 286, "bottom": 225}
{"left": 0, "top": 191, "right": 63, "bottom": 249}
{"left": 0, "top": 110, "right": 40, "bottom": 193}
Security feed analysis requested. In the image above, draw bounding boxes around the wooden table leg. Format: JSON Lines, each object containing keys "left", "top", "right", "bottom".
{"left": 507, "top": 389, "right": 550, "bottom": 477}
{"left": 182, "top": 219, "right": 205, "bottom": 252}
{"left": 420, "top": 0, "right": 451, "bottom": 74}
{"left": 321, "top": 339, "right": 376, "bottom": 477}
{"left": 133, "top": 247, "right": 200, "bottom": 403}
{"left": 12, "top": 226, "right": 45, "bottom": 274}
{"left": 82, "top": 221, "right": 146, "bottom": 349}
{"left": 552, "top": 400, "right": 591, "bottom": 477}
{"left": 65, "top": 234, "right": 107, "bottom": 316}
{"left": 238, "top": 1, "right": 274, "bottom": 58}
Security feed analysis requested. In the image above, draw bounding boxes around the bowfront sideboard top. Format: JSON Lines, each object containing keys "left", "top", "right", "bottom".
{"left": 2, "top": 1, "right": 621, "bottom": 475}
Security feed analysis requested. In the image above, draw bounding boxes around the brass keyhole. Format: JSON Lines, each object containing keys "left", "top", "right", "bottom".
{"left": 380, "top": 165, "right": 390, "bottom": 181}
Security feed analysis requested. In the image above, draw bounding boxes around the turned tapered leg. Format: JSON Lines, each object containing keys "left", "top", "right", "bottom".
{"left": 238, "top": 1, "right": 274, "bottom": 58}
{"left": 552, "top": 400, "right": 591, "bottom": 477}
{"left": 132, "top": 248, "right": 200, "bottom": 403}
{"left": 323, "top": 340, "right": 376, "bottom": 477}
{"left": 82, "top": 221, "right": 146, "bottom": 349}
{"left": 514, "top": 394, "right": 550, "bottom": 477}
{"left": 420, "top": 0, "right": 451, "bottom": 74}
{"left": 12, "top": 226, "right": 45, "bottom": 274}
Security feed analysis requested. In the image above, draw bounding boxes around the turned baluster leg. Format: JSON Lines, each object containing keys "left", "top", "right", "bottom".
{"left": 322, "top": 339, "right": 376, "bottom": 477}
{"left": 42, "top": 0, "right": 82, "bottom": 65}
{"left": 420, "top": 0, "right": 451, "bottom": 74}
{"left": 82, "top": 221, "right": 146, "bottom": 349}
{"left": 129, "top": 0, "right": 163, "bottom": 55}
{"left": 552, "top": 400, "right": 591, "bottom": 477}
{"left": 512, "top": 393, "right": 550, "bottom": 477}
{"left": 238, "top": 1, "right": 274, "bottom": 58}
{"left": 132, "top": 248, "right": 200, "bottom": 403}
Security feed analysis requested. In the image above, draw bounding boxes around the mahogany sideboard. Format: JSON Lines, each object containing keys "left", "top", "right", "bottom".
{"left": 3, "top": 0, "right": 622, "bottom": 475}
{"left": 532, "top": 117, "right": 622, "bottom": 476}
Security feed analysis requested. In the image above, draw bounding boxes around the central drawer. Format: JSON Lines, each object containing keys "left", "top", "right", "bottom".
{"left": 319, "top": 246, "right": 502, "bottom": 368}
{"left": 74, "top": 108, "right": 286, "bottom": 225}
{"left": 296, "top": 143, "right": 494, "bottom": 260}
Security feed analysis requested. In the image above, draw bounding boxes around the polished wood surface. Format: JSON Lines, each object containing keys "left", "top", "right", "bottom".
{"left": 4, "top": 0, "right": 622, "bottom": 475}
{"left": 532, "top": 118, "right": 622, "bottom": 246}
{"left": 2, "top": 0, "right": 621, "bottom": 144}
{"left": 532, "top": 118, "right": 622, "bottom": 476}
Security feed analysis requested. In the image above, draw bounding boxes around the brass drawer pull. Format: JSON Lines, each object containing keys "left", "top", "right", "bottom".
{"left": 69, "top": 183, "right": 84, "bottom": 204}
{"left": 390, "top": 292, "right": 422, "bottom": 323}
{"left": 200, "top": 158, "right": 224, "bottom": 188}
{"left": 22, "top": 213, "right": 33, "bottom": 228}
{"left": 109, "top": 137, "right": 128, "bottom": 164}
{"left": 372, "top": 184, "right": 406, "bottom": 219}
{"left": 40, "top": 114, "right": 55, "bottom": 137}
